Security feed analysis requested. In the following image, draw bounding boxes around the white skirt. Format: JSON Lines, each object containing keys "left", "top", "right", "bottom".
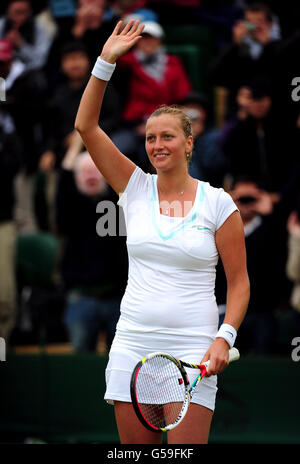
{"left": 104, "top": 328, "right": 218, "bottom": 412}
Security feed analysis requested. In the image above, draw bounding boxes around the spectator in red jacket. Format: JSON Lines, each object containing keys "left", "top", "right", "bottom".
{"left": 111, "top": 20, "right": 192, "bottom": 172}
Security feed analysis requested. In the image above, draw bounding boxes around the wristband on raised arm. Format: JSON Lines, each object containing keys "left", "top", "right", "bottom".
{"left": 91, "top": 57, "right": 116, "bottom": 81}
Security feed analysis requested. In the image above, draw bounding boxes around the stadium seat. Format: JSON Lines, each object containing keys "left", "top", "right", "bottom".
{"left": 13, "top": 233, "right": 66, "bottom": 346}
{"left": 163, "top": 24, "right": 213, "bottom": 97}
{"left": 166, "top": 44, "right": 206, "bottom": 92}
{"left": 16, "top": 232, "right": 59, "bottom": 287}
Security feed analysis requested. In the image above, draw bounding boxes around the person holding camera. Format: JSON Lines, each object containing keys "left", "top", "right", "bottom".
{"left": 207, "top": 2, "right": 281, "bottom": 115}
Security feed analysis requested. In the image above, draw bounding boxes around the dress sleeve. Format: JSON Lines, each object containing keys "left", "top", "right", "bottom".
{"left": 215, "top": 189, "right": 239, "bottom": 231}
{"left": 118, "top": 166, "right": 149, "bottom": 208}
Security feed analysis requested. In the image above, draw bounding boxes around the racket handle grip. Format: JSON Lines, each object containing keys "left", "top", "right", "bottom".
{"left": 228, "top": 347, "right": 240, "bottom": 363}
{"left": 202, "top": 347, "right": 240, "bottom": 371}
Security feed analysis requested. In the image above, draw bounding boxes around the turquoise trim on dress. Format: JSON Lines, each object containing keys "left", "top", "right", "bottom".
{"left": 151, "top": 175, "right": 207, "bottom": 241}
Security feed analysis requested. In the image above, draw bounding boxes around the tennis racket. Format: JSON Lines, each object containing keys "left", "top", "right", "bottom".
{"left": 130, "top": 347, "right": 240, "bottom": 432}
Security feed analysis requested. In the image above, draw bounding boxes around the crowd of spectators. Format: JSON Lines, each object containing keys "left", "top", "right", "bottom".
{"left": 1, "top": 0, "right": 300, "bottom": 356}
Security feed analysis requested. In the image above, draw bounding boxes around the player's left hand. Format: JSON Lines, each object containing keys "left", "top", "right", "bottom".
{"left": 200, "top": 338, "right": 230, "bottom": 377}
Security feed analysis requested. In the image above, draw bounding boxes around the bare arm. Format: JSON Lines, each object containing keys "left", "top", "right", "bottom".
{"left": 201, "top": 211, "right": 250, "bottom": 375}
{"left": 216, "top": 211, "right": 249, "bottom": 330}
{"left": 74, "top": 20, "right": 144, "bottom": 194}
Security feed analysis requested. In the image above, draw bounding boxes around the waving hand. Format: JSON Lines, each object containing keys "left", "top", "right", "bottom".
{"left": 100, "top": 20, "right": 145, "bottom": 64}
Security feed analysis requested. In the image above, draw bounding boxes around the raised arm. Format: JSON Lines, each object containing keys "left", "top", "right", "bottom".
{"left": 74, "top": 20, "right": 145, "bottom": 194}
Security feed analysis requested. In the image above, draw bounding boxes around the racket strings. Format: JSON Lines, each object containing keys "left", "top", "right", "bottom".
{"left": 135, "top": 356, "right": 186, "bottom": 429}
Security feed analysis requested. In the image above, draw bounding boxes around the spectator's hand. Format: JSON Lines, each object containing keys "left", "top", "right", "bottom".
{"left": 72, "top": 1, "right": 104, "bottom": 37}
{"left": 100, "top": 20, "right": 145, "bottom": 64}
{"left": 269, "top": 192, "right": 280, "bottom": 205}
{"left": 62, "top": 131, "right": 84, "bottom": 170}
{"left": 233, "top": 21, "right": 249, "bottom": 45}
{"left": 39, "top": 151, "right": 56, "bottom": 172}
{"left": 200, "top": 338, "right": 229, "bottom": 377}
{"left": 6, "top": 28, "right": 24, "bottom": 47}
{"left": 64, "top": 130, "right": 81, "bottom": 149}
{"left": 287, "top": 211, "right": 300, "bottom": 237}
{"left": 72, "top": 14, "right": 87, "bottom": 38}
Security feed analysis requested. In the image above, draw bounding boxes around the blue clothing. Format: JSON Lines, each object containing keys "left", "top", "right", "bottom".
{"left": 64, "top": 292, "right": 121, "bottom": 352}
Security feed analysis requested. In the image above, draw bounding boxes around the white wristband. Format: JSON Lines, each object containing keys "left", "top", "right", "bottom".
{"left": 216, "top": 323, "right": 237, "bottom": 348}
{"left": 91, "top": 57, "right": 116, "bottom": 81}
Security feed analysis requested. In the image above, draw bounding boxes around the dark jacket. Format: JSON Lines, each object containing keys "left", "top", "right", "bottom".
{"left": 44, "top": 79, "right": 121, "bottom": 164}
{"left": 55, "top": 169, "right": 128, "bottom": 296}
{"left": 220, "top": 114, "right": 295, "bottom": 193}
{"left": 3, "top": 65, "right": 48, "bottom": 173}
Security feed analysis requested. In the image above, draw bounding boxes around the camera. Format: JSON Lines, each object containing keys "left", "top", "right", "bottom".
{"left": 245, "top": 21, "right": 256, "bottom": 32}
{"left": 236, "top": 195, "right": 257, "bottom": 204}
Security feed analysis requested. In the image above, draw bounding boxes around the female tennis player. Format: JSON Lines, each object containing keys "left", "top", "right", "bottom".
{"left": 75, "top": 20, "right": 250, "bottom": 444}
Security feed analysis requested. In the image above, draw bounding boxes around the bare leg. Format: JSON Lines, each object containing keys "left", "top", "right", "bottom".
{"left": 167, "top": 403, "right": 213, "bottom": 444}
{"left": 114, "top": 401, "right": 163, "bottom": 444}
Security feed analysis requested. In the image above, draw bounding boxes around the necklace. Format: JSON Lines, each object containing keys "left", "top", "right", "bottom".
{"left": 158, "top": 185, "right": 187, "bottom": 196}
{"left": 158, "top": 186, "right": 186, "bottom": 216}
{"left": 166, "top": 190, "right": 184, "bottom": 214}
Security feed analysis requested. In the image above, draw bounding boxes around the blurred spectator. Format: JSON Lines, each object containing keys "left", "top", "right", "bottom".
{"left": 0, "top": 37, "right": 48, "bottom": 232}
{"left": 220, "top": 79, "right": 295, "bottom": 195}
{"left": 179, "top": 92, "right": 228, "bottom": 187}
{"left": 55, "top": 135, "right": 128, "bottom": 353}
{"left": 0, "top": 38, "right": 48, "bottom": 174}
{"left": 40, "top": 41, "right": 121, "bottom": 174}
{"left": 0, "top": 107, "right": 21, "bottom": 343}
{"left": 0, "top": 0, "right": 52, "bottom": 71}
{"left": 207, "top": 2, "right": 281, "bottom": 115}
{"left": 72, "top": 0, "right": 106, "bottom": 39}
{"left": 286, "top": 195, "right": 300, "bottom": 338}
{"left": 216, "top": 177, "right": 291, "bottom": 354}
{"left": 46, "top": 0, "right": 116, "bottom": 87}
{"left": 71, "top": 0, "right": 156, "bottom": 37}
{"left": 111, "top": 20, "right": 192, "bottom": 171}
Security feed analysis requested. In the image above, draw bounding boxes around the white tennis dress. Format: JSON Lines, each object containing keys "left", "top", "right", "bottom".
{"left": 104, "top": 167, "right": 238, "bottom": 411}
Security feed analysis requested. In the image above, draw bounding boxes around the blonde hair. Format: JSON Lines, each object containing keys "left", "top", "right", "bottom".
{"left": 148, "top": 105, "right": 194, "bottom": 164}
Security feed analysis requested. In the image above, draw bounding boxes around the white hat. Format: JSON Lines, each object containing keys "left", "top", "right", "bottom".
{"left": 142, "top": 21, "right": 164, "bottom": 39}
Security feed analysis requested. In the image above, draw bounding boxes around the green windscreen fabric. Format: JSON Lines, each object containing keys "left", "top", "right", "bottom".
{"left": 0, "top": 354, "right": 299, "bottom": 444}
